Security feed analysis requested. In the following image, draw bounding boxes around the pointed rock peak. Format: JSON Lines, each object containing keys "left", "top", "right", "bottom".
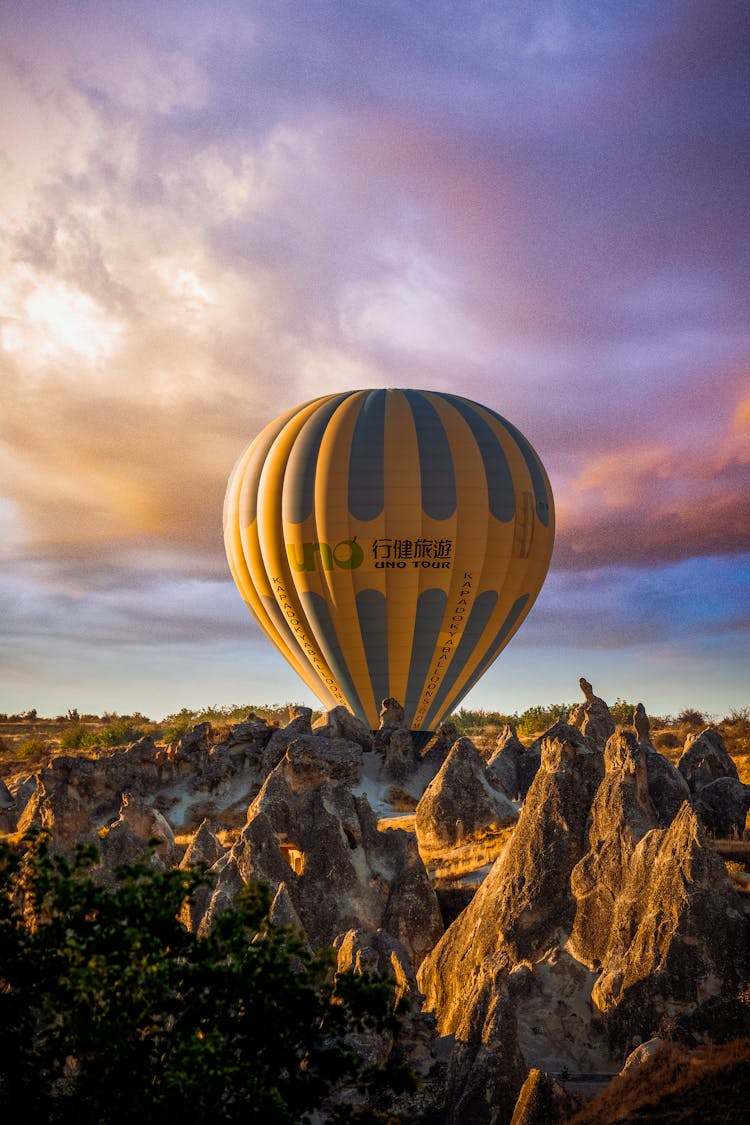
{"left": 540, "top": 722, "right": 592, "bottom": 771}
{"left": 678, "top": 726, "right": 738, "bottom": 791}
{"left": 633, "top": 702, "right": 651, "bottom": 744}
{"left": 181, "top": 818, "right": 225, "bottom": 869}
{"left": 445, "top": 735, "right": 483, "bottom": 766}
{"left": 270, "top": 881, "right": 306, "bottom": 933}
{"left": 510, "top": 1067, "right": 581, "bottom": 1125}
{"left": 603, "top": 727, "right": 644, "bottom": 773}
{"left": 665, "top": 798, "right": 704, "bottom": 846}
{"left": 495, "top": 721, "right": 522, "bottom": 750}
{"left": 568, "top": 678, "right": 615, "bottom": 752}
{"left": 416, "top": 733, "right": 518, "bottom": 851}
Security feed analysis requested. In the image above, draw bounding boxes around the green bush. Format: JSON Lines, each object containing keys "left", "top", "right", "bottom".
{"left": 610, "top": 698, "right": 639, "bottom": 726}
{"left": 59, "top": 718, "right": 145, "bottom": 753}
{"left": 16, "top": 738, "right": 48, "bottom": 760}
{"left": 59, "top": 726, "right": 88, "bottom": 751}
{"left": 0, "top": 833, "right": 412, "bottom": 1123}
{"left": 449, "top": 708, "right": 517, "bottom": 736}
{"left": 515, "top": 703, "right": 571, "bottom": 739}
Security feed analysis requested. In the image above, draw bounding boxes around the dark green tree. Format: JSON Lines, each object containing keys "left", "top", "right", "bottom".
{"left": 0, "top": 833, "right": 412, "bottom": 1123}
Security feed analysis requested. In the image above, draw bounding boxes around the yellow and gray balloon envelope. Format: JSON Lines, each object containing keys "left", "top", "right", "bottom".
{"left": 223, "top": 389, "right": 555, "bottom": 733}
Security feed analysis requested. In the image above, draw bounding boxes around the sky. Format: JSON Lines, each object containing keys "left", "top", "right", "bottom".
{"left": 1, "top": 0, "right": 748, "bottom": 723}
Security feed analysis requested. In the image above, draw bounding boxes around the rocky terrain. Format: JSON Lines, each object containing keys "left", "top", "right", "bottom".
{"left": 1, "top": 681, "right": 749, "bottom": 1123}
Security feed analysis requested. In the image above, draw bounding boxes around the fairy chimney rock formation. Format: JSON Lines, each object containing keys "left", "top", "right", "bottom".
{"left": 417, "top": 723, "right": 604, "bottom": 1035}
{"left": 486, "top": 723, "right": 529, "bottom": 799}
{"left": 568, "top": 676, "right": 615, "bottom": 752}
{"left": 633, "top": 702, "right": 651, "bottom": 744}
{"left": 197, "top": 746, "right": 442, "bottom": 968}
{"left": 569, "top": 728, "right": 659, "bottom": 968}
{"left": 593, "top": 801, "right": 749, "bottom": 1049}
{"left": 415, "top": 737, "right": 518, "bottom": 850}
{"left": 677, "top": 725, "right": 739, "bottom": 791}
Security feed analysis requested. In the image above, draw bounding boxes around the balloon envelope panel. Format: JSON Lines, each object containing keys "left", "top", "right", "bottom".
{"left": 223, "top": 389, "right": 555, "bottom": 731}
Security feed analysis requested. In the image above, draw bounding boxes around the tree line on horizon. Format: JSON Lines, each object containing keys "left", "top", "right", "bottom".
{"left": 3, "top": 700, "right": 750, "bottom": 756}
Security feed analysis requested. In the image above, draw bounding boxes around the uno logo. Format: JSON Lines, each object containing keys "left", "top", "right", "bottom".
{"left": 287, "top": 538, "right": 364, "bottom": 572}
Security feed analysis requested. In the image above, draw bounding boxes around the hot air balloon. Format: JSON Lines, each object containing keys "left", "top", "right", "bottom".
{"left": 223, "top": 389, "right": 554, "bottom": 736}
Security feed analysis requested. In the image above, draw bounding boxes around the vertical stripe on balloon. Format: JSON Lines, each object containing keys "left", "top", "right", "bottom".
{"left": 348, "top": 389, "right": 386, "bottom": 521}
{"left": 355, "top": 588, "right": 390, "bottom": 717}
{"left": 403, "top": 390, "right": 456, "bottom": 520}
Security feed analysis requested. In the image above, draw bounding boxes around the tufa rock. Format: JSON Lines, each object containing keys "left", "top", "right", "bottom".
{"left": 197, "top": 748, "right": 442, "bottom": 968}
{"left": 486, "top": 723, "right": 527, "bottom": 799}
{"left": 569, "top": 729, "right": 659, "bottom": 969}
{"left": 222, "top": 713, "right": 274, "bottom": 749}
{"left": 677, "top": 726, "right": 739, "bottom": 792}
{"left": 442, "top": 981, "right": 529, "bottom": 1125}
{"left": 380, "top": 726, "right": 418, "bottom": 783}
{"left": 415, "top": 737, "right": 518, "bottom": 851}
{"left": 510, "top": 1067, "right": 581, "bottom": 1125}
{"left": 259, "top": 706, "right": 314, "bottom": 775}
{"left": 334, "top": 927, "right": 420, "bottom": 1008}
{"left": 620, "top": 1036, "right": 663, "bottom": 1074}
{"left": 92, "top": 795, "right": 178, "bottom": 888}
{"left": 633, "top": 702, "right": 651, "bottom": 744}
{"left": 418, "top": 723, "right": 604, "bottom": 1035}
{"left": 179, "top": 818, "right": 226, "bottom": 869}
{"left": 278, "top": 735, "right": 363, "bottom": 788}
{"left": 419, "top": 719, "right": 459, "bottom": 775}
{"left": 691, "top": 775, "right": 750, "bottom": 839}
{"left": 568, "top": 677, "right": 615, "bottom": 752}
{"left": 642, "top": 745, "right": 691, "bottom": 827}
{"left": 173, "top": 721, "right": 212, "bottom": 759}
{"left": 378, "top": 697, "right": 406, "bottom": 730}
{"left": 593, "top": 802, "right": 749, "bottom": 1050}
{"left": 269, "top": 881, "right": 307, "bottom": 936}
{"left": 312, "top": 705, "right": 375, "bottom": 752}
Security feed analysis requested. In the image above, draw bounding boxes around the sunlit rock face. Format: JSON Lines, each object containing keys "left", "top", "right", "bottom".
{"left": 593, "top": 802, "right": 749, "bottom": 1050}
{"left": 568, "top": 676, "right": 616, "bottom": 753}
{"left": 676, "top": 725, "right": 750, "bottom": 838}
{"left": 98, "top": 792, "right": 179, "bottom": 877}
{"left": 569, "top": 729, "right": 659, "bottom": 970}
{"left": 509, "top": 1067, "right": 581, "bottom": 1125}
{"left": 678, "top": 725, "right": 739, "bottom": 791}
{"left": 417, "top": 723, "right": 603, "bottom": 1013}
{"left": 417, "top": 723, "right": 750, "bottom": 1124}
{"left": 194, "top": 744, "right": 443, "bottom": 969}
{"left": 14, "top": 739, "right": 169, "bottom": 845}
{"left": 417, "top": 723, "right": 606, "bottom": 1121}
{"left": 334, "top": 927, "right": 419, "bottom": 1008}
{"left": 415, "top": 736, "right": 518, "bottom": 851}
